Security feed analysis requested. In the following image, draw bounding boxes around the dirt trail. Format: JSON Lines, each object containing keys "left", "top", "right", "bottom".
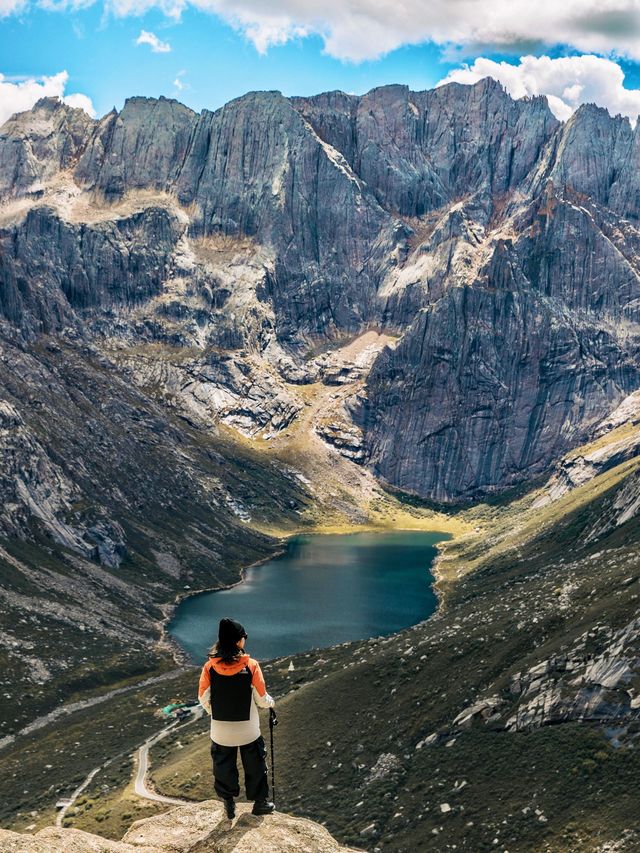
{"left": 55, "top": 707, "right": 204, "bottom": 828}
{"left": 134, "top": 719, "right": 194, "bottom": 805}
{"left": 260, "top": 331, "right": 397, "bottom": 516}
{"left": 0, "top": 669, "right": 184, "bottom": 753}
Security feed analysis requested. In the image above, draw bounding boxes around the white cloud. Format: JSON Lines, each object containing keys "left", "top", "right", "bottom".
{"left": 0, "top": 0, "right": 26, "bottom": 14}
{"left": 37, "top": 0, "right": 95, "bottom": 10}
{"left": 119, "top": 0, "right": 640, "bottom": 62}
{"left": 135, "top": 28, "right": 172, "bottom": 52}
{"left": 437, "top": 55, "right": 640, "bottom": 124}
{"left": 63, "top": 91, "right": 96, "bottom": 113}
{"left": 0, "top": 70, "right": 96, "bottom": 127}
{"left": 108, "top": 0, "right": 183, "bottom": 17}
{"left": 6, "top": 0, "right": 636, "bottom": 63}
{"left": 173, "top": 69, "right": 189, "bottom": 90}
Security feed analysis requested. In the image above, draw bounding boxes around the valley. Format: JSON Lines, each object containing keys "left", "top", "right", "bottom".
{"left": 0, "top": 78, "right": 639, "bottom": 852}
{"left": 1, "top": 410, "right": 638, "bottom": 851}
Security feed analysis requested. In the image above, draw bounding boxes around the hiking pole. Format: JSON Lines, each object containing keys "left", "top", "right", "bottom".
{"left": 269, "top": 708, "right": 278, "bottom": 805}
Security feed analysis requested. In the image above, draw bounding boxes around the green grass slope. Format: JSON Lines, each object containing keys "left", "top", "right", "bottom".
{"left": 144, "top": 457, "right": 640, "bottom": 852}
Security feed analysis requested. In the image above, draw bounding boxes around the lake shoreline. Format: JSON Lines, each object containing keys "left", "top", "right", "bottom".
{"left": 167, "top": 528, "right": 450, "bottom": 663}
{"left": 157, "top": 540, "right": 288, "bottom": 667}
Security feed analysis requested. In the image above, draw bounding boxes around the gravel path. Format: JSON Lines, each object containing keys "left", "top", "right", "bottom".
{"left": 0, "top": 669, "right": 185, "bottom": 752}
{"left": 55, "top": 706, "right": 204, "bottom": 826}
{"left": 133, "top": 715, "right": 199, "bottom": 805}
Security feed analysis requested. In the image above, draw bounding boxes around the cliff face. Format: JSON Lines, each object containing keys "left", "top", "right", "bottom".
{"left": 0, "top": 206, "right": 179, "bottom": 334}
{"left": 358, "top": 287, "right": 638, "bottom": 500}
{"left": 293, "top": 79, "right": 558, "bottom": 218}
{"left": 1, "top": 80, "right": 639, "bottom": 510}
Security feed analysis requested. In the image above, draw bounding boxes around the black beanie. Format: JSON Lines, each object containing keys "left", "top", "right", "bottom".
{"left": 218, "top": 617, "right": 247, "bottom": 645}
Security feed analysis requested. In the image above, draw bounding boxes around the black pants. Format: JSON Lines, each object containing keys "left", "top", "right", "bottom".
{"left": 210, "top": 736, "right": 269, "bottom": 802}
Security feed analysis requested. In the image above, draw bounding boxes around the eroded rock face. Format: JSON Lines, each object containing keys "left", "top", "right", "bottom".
{"left": 0, "top": 801, "right": 356, "bottom": 852}
{"left": 294, "top": 78, "right": 558, "bottom": 218}
{"left": 0, "top": 206, "right": 180, "bottom": 336}
{"left": 69, "top": 90, "right": 399, "bottom": 342}
{"left": 584, "top": 466, "right": 640, "bottom": 541}
{"left": 75, "top": 96, "right": 196, "bottom": 198}
{"left": 0, "top": 97, "right": 95, "bottom": 199}
{"left": 533, "top": 391, "right": 640, "bottom": 507}
{"left": 503, "top": 614, "right": 640, "bottom": 731}
{"left": 448, "top": 614, "right": 640, "bottom": 735}
{"left": 358, "top": 287, "right": 639, "bottom": 501}
{"left": 0, "top": 399, "right": 85, "bottom": 549}
{"left": 1, "top": 79, "right": 640, "bottom": 506}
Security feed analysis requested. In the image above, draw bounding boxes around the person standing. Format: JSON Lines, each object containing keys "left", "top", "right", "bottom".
{"left": 198, "top": 617, "right": 276, "bottom": 819}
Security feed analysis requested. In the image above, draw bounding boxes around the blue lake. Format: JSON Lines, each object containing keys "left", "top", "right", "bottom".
{"left": 168, "top": 530, "right": 449, "bottom": 663}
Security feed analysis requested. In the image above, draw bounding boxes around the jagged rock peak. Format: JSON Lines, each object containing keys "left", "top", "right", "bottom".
{"left": 229, "top": 88, "right": 285, "bottom": 102}
{"left": 570, "top": 100, "right": 632, "bottom": 125}
{"left": 31, "top": 96, "right": 68, "bottom": 113}
{"left": 1, "top": 94, "right": 94, "bottom": 132}
{"left": 120, "top": 94, "right": 198, "bottom": 119}
{"left": 0, "top": 94, "right": 96, "bottom": 197}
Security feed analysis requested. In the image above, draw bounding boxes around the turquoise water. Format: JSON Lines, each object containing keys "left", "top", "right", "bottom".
{"left": 168, "top": 530, "right": 449, "bottom": 663}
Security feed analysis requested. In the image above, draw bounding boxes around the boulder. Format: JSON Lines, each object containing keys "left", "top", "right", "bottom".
{"left": 0, "top": 801, "right": 356, "bottom": 853}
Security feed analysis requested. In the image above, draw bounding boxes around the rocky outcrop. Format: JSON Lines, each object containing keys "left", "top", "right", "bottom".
{"left": 537, "top": 437, "right": 640, "bottom": 506}
{"left": 0, "top": 395, "right": 128, "bottom": 565}
{"left": 534, "top": 391, "right": 640, "bottom": 506}
{"left": 436, "top": 443, "right": 640, "bottom": 739}
{"left": 121, "top": 350, "right": 302, "bottom": 437}
{"left": 0, "top": 97, "right": 95, "bottom": 199}
{"left": 0, "top": 398, "right": 83, "bottom": 546}
{"left": 0, "top": 205, "right": 181, "bottom": 337}
{"left": 584, "top": 466, "right": 640, "bottom": 541}
{"left": 0, "top": 800, "right": 355, "bottom": 852}
{"left": 315, "top": 420, "right": 365, "bottom": 461}
{"left": 504, "top": 614, "right": 640, "bottom": 731}
{"left": 448, "top": 613, "right": 640, "bottom": 736}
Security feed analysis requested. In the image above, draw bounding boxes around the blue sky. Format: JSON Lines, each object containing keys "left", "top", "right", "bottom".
{"left": 2, "top": 7, "right": 454, "bottom": 117}
{"left": 3, "top": 1, "right": 640, "bottom": 124}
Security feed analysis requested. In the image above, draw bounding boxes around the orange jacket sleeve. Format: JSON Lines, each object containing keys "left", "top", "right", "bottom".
{"left": 248, "top": 659, "right": 275, "bottom": 708}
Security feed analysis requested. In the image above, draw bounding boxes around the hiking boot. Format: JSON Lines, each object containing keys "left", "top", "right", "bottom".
{"left": 223, "top": 797, "right": 235, "bottom": 819}
{"left": 251, "top": 800, "right": 275, "bottom": 815}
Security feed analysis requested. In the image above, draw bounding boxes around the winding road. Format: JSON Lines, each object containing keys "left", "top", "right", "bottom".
{"left": 56, "top": 765, "right": 104, "bottom": 828}
{"left": 55, "top": 706, "right": 204, "bottom": 826}
{"left": 134, "top": 710, "right": 204, "bottom": 804}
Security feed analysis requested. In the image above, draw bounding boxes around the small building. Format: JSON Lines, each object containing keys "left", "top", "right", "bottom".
{"left": 162, "top": 702, "right": 194, "bottom": 720}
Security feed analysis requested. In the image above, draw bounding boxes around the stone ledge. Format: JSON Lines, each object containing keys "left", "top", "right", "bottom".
{"left": 0, "top": 801, "right": 358, "bottom": 853}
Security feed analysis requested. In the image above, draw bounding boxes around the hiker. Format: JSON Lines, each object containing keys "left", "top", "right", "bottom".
{"left": 198, "top": 617, "right": 276, "bottom": 819}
